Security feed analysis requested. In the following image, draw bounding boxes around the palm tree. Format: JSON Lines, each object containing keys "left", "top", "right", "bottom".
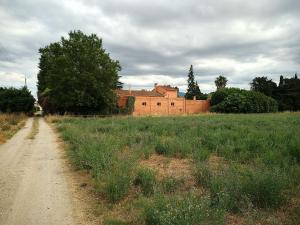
{"left": 215, "top": 75, "right": 228, "bottom": 90}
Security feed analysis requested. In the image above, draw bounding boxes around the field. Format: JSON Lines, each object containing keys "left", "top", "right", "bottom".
{"left": 52, "top": 113, "right": 300, "bottom": 225}
{"left": 0, "top": 114, "right": 26, "bottom": 143}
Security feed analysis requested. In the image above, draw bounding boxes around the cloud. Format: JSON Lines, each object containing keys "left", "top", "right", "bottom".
{"left": 0, "top": 0, "right": 300, "bottom": 97}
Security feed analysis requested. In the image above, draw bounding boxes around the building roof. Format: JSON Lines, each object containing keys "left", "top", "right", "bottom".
{"left": 156, "top": 85, "right": 178, "bottom": 91}
{"left": 116, "top": 89, "right": 164, "bottom": 97}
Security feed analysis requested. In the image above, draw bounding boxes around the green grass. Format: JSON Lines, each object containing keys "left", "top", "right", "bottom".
{"left": 134, "top": 168, "right": 156, "bottom": 196}
{"left": 53, "top": 113, "right": 300, "bottom": 224}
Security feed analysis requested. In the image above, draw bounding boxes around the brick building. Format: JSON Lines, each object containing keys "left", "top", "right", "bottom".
{"left": 117, "top": 84, "right": 210, "bottom": 116}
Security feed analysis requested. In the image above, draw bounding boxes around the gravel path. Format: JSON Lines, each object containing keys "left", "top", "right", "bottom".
{"left": 0, "top": 118, "right": 76, "bottom": 225}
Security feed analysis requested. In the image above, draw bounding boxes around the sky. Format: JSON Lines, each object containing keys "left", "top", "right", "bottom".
{"left": 0, "top": 0, "right": 300, "bottom": 97}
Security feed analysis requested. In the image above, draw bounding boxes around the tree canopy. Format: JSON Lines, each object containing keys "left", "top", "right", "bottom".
{"left": 37, "top": 30, "right": 121, "bottom": 114}
{"left": 215, "top": 75, "right": 228, "bottom": 90}
{"left": 250, "top": 75, "right": 300, "bottom": 111}
{"left": 250, "top": 77, "right": 277, "bottom": 96}
{"left": 185, "top": 65, "right": 206, "bottom": 100}
{"left": 0, "top": 86, "right": 35, "bottom": 113}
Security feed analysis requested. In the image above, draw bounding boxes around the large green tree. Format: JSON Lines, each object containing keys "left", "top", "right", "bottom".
{"left": 185, "top": 65, "right": 206, "bottom": 100}
{"left": 215, "top": 75, "right": 228, "bottom": 90}
{"left": 250, "top": 76, "right": 277, "bottom": 96}
{"left": 37, "top": 30, "right": 121, "bottom": 114}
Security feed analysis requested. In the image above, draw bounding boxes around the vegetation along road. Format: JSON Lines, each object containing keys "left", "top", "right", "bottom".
{"left": 0, "top": 118, "right": 77, "bottom": 225}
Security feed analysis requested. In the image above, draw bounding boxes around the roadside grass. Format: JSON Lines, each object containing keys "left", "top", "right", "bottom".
{"left": 27, "top": 117, "right": 39, "bottom": 139}
{"left": 0, "top": 113, "right": 26, "bottom": 143}
{"left": 51, "top": 113, "right": 300, "bottom": 224}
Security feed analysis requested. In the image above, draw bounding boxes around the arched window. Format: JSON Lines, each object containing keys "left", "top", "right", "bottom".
{"left": 157, "top": 102, "right": 161, "bottom": 106}
{"left": 142, "top": 102, "right": 147, "bottom": 106}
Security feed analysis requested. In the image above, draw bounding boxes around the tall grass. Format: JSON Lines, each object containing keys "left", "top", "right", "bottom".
{"left": 0, "top": 113, "right": 26, "bottom": 142}
{"left": 53, "top": 113, "right": 300, "bottom": 223}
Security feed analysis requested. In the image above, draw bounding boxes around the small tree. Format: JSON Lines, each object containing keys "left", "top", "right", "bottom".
{"left": 185, "top": 65, "right": 206, "bottom": 100}
{"left": 215, "top": 75, "right": 228, "bottom": 90}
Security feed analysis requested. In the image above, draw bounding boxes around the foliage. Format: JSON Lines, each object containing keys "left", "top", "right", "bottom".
{"left": 210, "top": 88, "right": 278, "bottom": 113}
{"left": 124, "top": 96, "right": 135, "bottom": 114}
{"left": 134, "top": 168, "right": 156, "bottom": 196}
{"left": 143, "top": 194, "right": 225, "bottom": 225}
{"left": 37, "top": 30, "right": 121, "bottom": 114}
{"left": 250, "top": 76, "right": 277, "bottom": 96}
{"left": 185, "top": 65, "right": 206, "bottom": 100}
{"left": 275, "top": 74, "right": 300, "bottom": 111}
{"left": 251, "top": 75, "right": 300, "bottom": 111}
{"left": 214, "top": 75, "right": 228, "bottom": 90}
{"left": 0, "top": 86, "right": 35, "bottom": 113}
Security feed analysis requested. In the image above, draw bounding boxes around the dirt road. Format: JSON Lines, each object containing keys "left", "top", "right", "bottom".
{"left": 0, "top": 118, "right": 77, "bottom": 225}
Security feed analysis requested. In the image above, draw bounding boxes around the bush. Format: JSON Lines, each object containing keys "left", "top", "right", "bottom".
{"left": 134, "top": 168, "right": 156, "bottom": 196}
{"left": 210, "top": 88, "right": 242, "bottom": 106}
{"left": 143, "top": 194, "right": 225, "bottom": 225}
{"left": 0, "top": 87, "right": 35, "bottom": 113}
{"left": 210, "top": 88, "right": 278, "bottom": 113}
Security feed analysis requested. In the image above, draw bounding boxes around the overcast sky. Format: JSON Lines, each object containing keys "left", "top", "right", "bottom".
{"left": 1, "top": 0, "right": 300, "bottom": 97}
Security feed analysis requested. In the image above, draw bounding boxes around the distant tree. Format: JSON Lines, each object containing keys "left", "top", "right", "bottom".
{"left": 215, "top": 75, "right": 228, "bottom": 90}
{"left": 0, "top": 86, "right": 35, "bottom": 113}
{"left": 295, "top": 73, "right": 298, "bottom": 79}
{"left": 117, "top": 76, "right": 124, "bottom": 89}
{"left": 37, "top": 30, "right": 121, "bottom": 114}
{"left": 185, "top": 65, "right": 206, "bottom": 100}
{"left": 250, "top": 76, "right": 277, "bottom": 97}
{"left": 275, "top": 75, "right": 300, "bottom": 111}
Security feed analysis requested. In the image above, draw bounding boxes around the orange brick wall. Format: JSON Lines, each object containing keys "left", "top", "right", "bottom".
{"left": 130, "top": 96, "right": 210, "bottom": 116}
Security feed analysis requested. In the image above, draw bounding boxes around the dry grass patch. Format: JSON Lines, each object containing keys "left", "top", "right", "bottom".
{"left": 140, "top": 154, "right": 198, "bottom": 192}
{"left": 27, "top": 117, "right": 39, "bottom": 139}
{"left": 0, "top": 114, "right": 26, "bottom": 143}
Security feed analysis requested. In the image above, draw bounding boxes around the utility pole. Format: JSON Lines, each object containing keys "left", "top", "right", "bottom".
{"left": 24, "top": 75, "right": 27, "bottom": 87}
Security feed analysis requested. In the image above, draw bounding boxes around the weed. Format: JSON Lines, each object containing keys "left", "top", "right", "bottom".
{"left": 143, "top": 194, "right": 225, "bottom": 225}
{"left": 160, "top": 177, "right": 183, "bottom": 193}
{"left": 134, "top": 168, "right": 156, "bottom": 196}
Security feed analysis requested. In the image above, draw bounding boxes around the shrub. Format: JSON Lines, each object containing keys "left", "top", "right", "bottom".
{"left": 210, "top": 88, "right": 242, "bottom": 106}
{"left": 134, "top": 168, "right": 156, "bottom": 196}
{"left": 210, "top": 88, "right": 278, "bottom": 113}
{"left": 143, "top": 194, "right": 225, "bottom": 225}
{"left": 0, "top": 87, "right": 35, "bottom": 113}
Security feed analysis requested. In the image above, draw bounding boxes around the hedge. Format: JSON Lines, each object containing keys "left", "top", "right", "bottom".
{"left": 210, "top": 88, "right": 278, "bottom": 113}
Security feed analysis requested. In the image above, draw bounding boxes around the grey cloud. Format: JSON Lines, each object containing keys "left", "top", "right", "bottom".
{"left": 0, "top": 0, "right": 300, "bottom": 95}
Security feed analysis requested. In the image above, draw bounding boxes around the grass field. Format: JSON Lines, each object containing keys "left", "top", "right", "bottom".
{"left": 0, "top": 114, "right": 26, "bottom": 143}
{"left": 52, "top": 113, "right": 300, "bottom": 225}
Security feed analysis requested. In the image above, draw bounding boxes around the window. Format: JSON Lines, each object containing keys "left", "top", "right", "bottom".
{"left": 171, "top": 102, "right": 175, "bottom": 106}
{"left": 157, "top": 102, "right": 161, "bottom": 106}
{"left": 142, "top": 102, "right": 147, "bottom": 106}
